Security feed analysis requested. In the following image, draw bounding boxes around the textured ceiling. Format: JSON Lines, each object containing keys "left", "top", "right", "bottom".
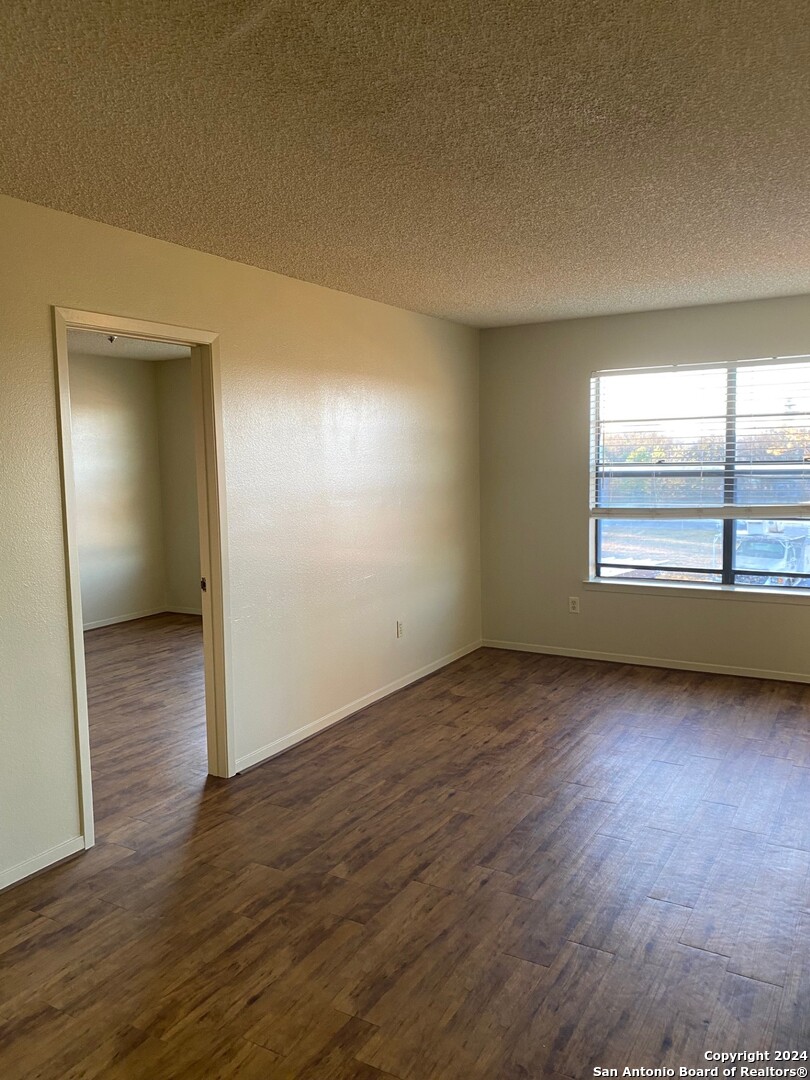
{"left": 68, "top": 330, "right": 190, "bottom": 361}
{"left": 2, "top": 1, "right": 809, "bottom": 326}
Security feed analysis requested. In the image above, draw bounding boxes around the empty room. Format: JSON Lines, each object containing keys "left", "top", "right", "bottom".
{"left": 66, "top": 328, "right": 218, "bottom": 834}
{"left": 0, "top": 1, "right": 808, "bottom": 1078}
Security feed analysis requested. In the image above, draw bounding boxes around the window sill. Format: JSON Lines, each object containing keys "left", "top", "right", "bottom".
{"left": 583, "top": 577, "right": 810, "bottom": 606}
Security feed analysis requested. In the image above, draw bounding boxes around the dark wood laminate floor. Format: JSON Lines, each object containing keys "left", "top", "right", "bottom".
{"left": 1, "top": 615, "right": 809, "bottom": 1078}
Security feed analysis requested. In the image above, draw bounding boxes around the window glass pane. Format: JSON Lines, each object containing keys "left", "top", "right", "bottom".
{"left": 735, "top": 469, "right": 810, "bottom": 505}
{"left": 736, "top": 361, "right": 810, "bottom": 415}
{"left": 598, "top": 470, "right": 724, "bottom": 509}
{"left": 598, "top": 369, "right": 726, "bottom": 422}
{"left": 734, "top": 362, "right": 810, "bottom": 506}
{"left": 736, "top": 413, "right": 810, "bottom": 464}
{"left": 595, "top": 370, "right": 726, "bottom": 509}
{"left": 598, "top": 519, "right": 722, "bottom": 571}
{"left": 733, "top": 519, "right": 810, "bottom": 588}
{"left": 598, "top": 418, "right": 725, "bottom": 465}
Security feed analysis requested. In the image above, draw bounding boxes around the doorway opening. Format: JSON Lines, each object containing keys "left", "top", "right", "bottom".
{"left": 53, "top": 309, "right": 234, "bottom": 850}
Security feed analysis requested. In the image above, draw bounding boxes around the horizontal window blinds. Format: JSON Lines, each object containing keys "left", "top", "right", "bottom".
{"left": 591, "top": 358, "right": 810, "bottom": 518}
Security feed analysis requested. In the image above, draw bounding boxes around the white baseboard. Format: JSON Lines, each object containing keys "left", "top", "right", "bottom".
{"left": 482, "top": 639, "right": 810, "bottom": 685}
{"left": 236, "top": 639, "right": 482, "bottom": 772}
{"left": 0, "top": 835, "right": 85, "bottom": 892}
{"left": 83, "top": 607, "right": 165, "bottom": 630}
{"left": 83, "top": 606, "right": 201, "bottom": 630}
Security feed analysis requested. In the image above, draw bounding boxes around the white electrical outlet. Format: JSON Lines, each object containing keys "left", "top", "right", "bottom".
{"left": 396, "top": 620, "right": 404, "bottom": 638}
{"left": 568, "top": 596, "right": 580, "bottom": 614}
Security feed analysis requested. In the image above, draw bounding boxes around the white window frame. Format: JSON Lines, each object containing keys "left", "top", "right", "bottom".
{"left": 589, "top": 354, "right": 810, "bottom": 594}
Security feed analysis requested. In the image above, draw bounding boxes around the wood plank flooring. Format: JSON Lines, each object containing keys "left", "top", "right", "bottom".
{"left": 2, "top": 614, "right": 809, "bottom": 1077}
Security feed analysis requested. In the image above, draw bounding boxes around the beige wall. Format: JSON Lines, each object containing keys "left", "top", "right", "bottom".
{"left": 0, "top": 194, "right": 480, "bottom": 887}
{"left": 481, "top": 295, "right": 810, "bottom": 680}
{"left": 70, "top": 353, "right": 168, "bottom": 627}
{"left": 69, "top": 352, "right": 201, "bottom": 627}
{"left": 156, "top": 356, "right": 201, "bottom": 614}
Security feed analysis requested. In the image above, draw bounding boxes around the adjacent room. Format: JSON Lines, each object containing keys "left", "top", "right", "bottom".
{"left": 66, "top": 329, "right": 212, "bottom": 833}
{"left": 1, "top": 1, "right": 808, "bottom": 1077}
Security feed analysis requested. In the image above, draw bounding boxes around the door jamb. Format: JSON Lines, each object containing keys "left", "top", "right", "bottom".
{"left": 52, "top": 307, "right": 236, "bottom": 850}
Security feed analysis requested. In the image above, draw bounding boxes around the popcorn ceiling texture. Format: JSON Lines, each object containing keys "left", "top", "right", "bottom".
{"left": 1, "top": 0, "right": 808, "bottom": 326}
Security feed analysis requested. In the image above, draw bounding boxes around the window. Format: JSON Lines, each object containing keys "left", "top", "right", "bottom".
{"left": 590, "top": 357, "right": 810, "bottom": 589}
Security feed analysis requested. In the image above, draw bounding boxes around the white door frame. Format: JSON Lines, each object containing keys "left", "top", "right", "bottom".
{"left": 52, "top": 307, "right": 236, "bottom": 849}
